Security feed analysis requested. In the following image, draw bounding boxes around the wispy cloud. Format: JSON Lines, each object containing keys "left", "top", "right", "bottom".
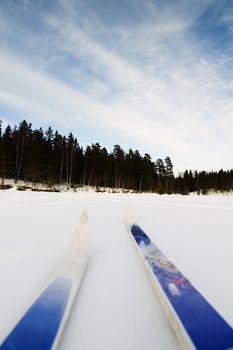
{"left": 0, "top": 0, "right": 232, "bottom": 170}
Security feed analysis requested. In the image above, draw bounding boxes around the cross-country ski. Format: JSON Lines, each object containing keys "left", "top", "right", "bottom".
{"left": 0, "top": 210, "right": 89, "bottom": 350}
{"left": 125, "top": 216, "right": 233, "bottom": 350}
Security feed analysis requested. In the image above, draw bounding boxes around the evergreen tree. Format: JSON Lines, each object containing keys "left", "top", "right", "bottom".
{"left": 112, "top": 145, "right": 125, "bottom": 189}
{"left": 14, "top": 120, "right": 32, "bottom": 183}
{"left": 1, "top": 125, "right": 15, "bottom": 187}
{"left": 155, "top": 159, "right": 166, "bottom": 193}
{"left": 164, "top": 156, "right": 174, "bottom": 194}
{"left": 27, "top": 128, "right": 45, "bottom": 187}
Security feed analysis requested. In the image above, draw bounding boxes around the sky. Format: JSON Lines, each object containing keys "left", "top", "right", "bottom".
{"left": 0, "top": 0, "right": 233, "bottom": 171}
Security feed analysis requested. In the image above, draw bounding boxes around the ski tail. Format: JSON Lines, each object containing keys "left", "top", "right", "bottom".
{"left": 125, "top": 214, "right": 233, "bottom": 350}
{"left": 0, "top": 210, "right": 89, "bottom": 350}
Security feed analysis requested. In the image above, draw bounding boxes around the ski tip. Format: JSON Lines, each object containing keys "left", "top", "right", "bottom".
{"left": 124, "top": 205, "right": 136, "bottom": 229}
{"left": 79, "top": 209, "right": 88, "bottom": 226}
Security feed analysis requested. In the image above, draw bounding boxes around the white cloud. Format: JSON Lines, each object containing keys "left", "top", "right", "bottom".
{"left": 0, "top": 0, "right": 232, "bottom": 171}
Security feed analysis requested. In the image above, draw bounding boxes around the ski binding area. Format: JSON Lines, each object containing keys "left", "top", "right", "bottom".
{"left": 126, "top": 218, "right": 233, "bottom": 350}
{"left": 0, "top": 210, "right": 89, "bottom": 350}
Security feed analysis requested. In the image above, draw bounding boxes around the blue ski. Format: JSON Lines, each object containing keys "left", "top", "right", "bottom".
{"left": 126, "top": 220, "right": 233, "bottom": 350}
{"left": 0, "top": 210, "right": 89, "bottom": 350}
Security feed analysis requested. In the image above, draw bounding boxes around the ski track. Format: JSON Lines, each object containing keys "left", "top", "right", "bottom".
{"left": 0, "top": 190, "right": 232, "bottom": 349}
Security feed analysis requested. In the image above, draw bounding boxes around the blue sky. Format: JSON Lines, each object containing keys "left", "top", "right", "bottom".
{"left": 0, "top": 0, "right": 233, "bottom": 171}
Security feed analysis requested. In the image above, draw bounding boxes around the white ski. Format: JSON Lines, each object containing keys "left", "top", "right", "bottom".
{"left": 0, "top": 210, "right": 89, "bottom": 350}
{"left": 125, "top": 213, "right": 233, "bottom": 350}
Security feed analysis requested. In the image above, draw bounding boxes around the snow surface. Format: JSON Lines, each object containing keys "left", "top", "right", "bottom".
{"left": 0, "top": 189, "right": 233, "bottom": 349}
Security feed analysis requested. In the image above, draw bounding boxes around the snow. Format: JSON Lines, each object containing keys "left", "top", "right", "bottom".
{"left": 0, "top": 189, "right": 233, "bottom": 349}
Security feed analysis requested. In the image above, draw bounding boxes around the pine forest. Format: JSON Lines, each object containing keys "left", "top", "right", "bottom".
{"left": 0, "top": 120, "right": 232, "bottom": 194}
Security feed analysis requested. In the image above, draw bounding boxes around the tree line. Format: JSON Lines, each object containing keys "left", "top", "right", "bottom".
{"left": 0, "top": 120, "right": 232, "bottom": 194}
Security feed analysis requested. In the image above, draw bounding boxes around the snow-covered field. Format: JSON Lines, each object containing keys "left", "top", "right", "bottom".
{"left": 0, "top": 189, "right": 233, "bottom": 349}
